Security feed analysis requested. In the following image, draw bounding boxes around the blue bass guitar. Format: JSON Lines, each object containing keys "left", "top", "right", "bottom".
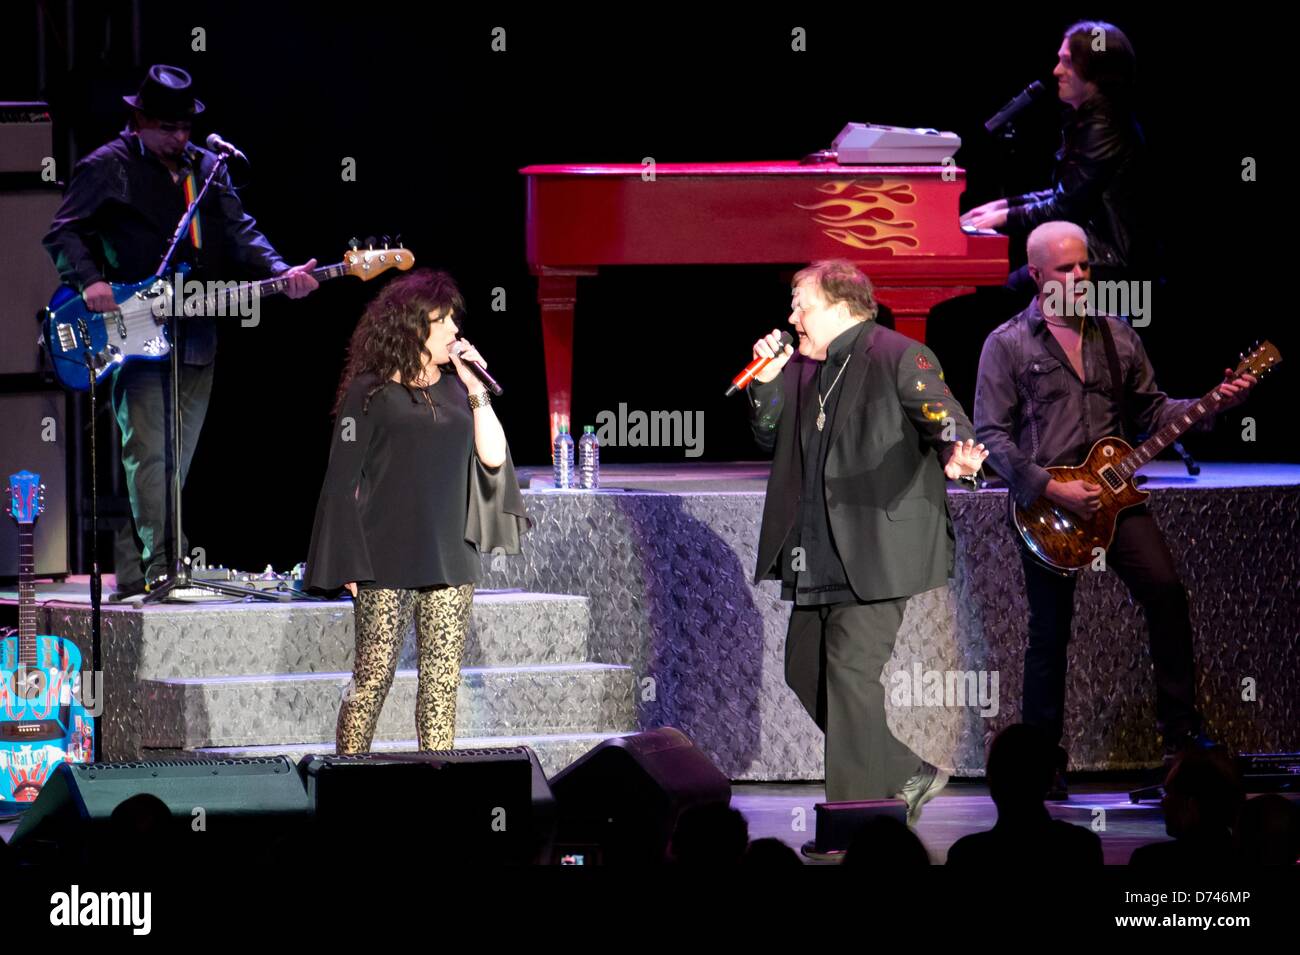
{"left": 41, "top": 242, "right": 415, "bottom": 391}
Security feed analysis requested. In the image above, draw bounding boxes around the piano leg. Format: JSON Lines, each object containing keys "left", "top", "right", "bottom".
{"left": 874, "top": 285, "right": 978, "bottom": 343}
{"left": 536, "top": 269, "right": 595, "bottom": 453}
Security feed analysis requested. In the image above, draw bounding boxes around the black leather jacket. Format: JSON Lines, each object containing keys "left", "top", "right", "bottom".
{"left": 1004, "top": 96, "right": 1146, "bottom": 272}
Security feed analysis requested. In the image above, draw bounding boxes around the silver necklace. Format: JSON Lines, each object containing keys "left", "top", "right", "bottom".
{"left": 816, "top": 355, "right": 851, "bottom": 432}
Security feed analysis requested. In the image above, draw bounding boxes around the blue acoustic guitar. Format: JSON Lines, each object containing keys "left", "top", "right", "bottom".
{"left": 41, "top": 241, "right": 415, "bottom": 391}
{"left": 0, "top": 471, "right": 94, "bottom": 803}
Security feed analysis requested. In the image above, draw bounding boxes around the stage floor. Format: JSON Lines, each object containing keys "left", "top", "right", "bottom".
{"left": 731, "top": 778, "right": 1185, "bottom": 864}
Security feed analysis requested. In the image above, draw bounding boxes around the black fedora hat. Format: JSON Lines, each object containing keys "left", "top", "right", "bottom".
{"left": 122, "top": 64, "right": 205, "bottom": 120}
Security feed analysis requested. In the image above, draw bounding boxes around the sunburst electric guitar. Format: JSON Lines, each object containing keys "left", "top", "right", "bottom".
{"left": 1, "top": 471, "right": 94, "bottom": 803}
{"left": 42, "top": 241, "right": 415, "bottom": 391}
{"left": 1013, "top": 341, "right": 1282, "bottom": 573}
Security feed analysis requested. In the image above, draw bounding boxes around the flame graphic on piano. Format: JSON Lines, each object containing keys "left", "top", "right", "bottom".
{"left": 795, "top": 178, "right": 919, "bottom": 252}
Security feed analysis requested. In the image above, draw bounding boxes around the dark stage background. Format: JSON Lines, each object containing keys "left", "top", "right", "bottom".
{"left": 4, "top": 3, "right": 1286, "bottom": 575}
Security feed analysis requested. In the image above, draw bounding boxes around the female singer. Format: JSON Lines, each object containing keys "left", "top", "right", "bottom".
{"left": 305, "top": 268, "right": 529, "bottom": 753}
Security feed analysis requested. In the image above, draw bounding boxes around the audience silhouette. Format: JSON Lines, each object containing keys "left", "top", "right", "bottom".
{"left": 947, "top": 724, "right": 1102, "bottom": 865}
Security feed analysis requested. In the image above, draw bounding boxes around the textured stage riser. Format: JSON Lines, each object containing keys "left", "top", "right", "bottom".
{"left": 466, "top": 486, "right": 1300, "bottom": 779}
{"left": 45, "top": 591, "right": 602, "bottom": 760}
{"left": 36, "top": 482, "right": 1300, "bottom": 779}
{"left": 45, "top": 592, "right": 591, "bottom": 679}
{"left": 140, "top": 665, "right": 636, "bottom": 749}
{"left": 187, "top": 734, "right": 625, "bottom": 778}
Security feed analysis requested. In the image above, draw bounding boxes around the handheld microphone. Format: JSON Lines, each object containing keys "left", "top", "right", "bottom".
{"left": 205, "top": 133, "right": 249, "bottom": 163}
{"left": 984, "top": 81, "right": 1049, "bottom": 134}
{"left": 726, "top": 331, "right": 794, "bottom": 396}
{"left": 451, "top": 339, "right": 503, "bottom": 396}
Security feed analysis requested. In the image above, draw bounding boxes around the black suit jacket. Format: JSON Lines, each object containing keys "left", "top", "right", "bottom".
{"left": 749, "top": 320, "right": 976, "bottom": 602}
{"left": 1004, "top": 96, "right": 1147, "bottom": 272}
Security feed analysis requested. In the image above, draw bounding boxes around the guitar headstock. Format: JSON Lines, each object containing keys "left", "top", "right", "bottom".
{"left": 1232, "top": 337, "right": 1284, "bottom": 379}
{"left": 8, "top": 471, "right": 44, "bottom": 526}
{"left": 341, "top": 237, "right": 415, "bottom": 281}
{"left": 1234, "top": 340, "right": 1282, "bottom": 380}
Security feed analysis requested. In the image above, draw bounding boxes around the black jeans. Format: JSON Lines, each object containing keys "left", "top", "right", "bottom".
{"left": 110, "top": 358, "right": 215, "bottom": 590}
{"left": 1019, "top": 507, "right": 1202, "bottom": 750}
{"left": 785, "top": 596, "right": 922, "bottom": 801}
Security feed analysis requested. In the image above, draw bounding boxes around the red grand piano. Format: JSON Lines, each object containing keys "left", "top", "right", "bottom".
{"left": 522, "top": 161, "right": 1008, "bottom": 435}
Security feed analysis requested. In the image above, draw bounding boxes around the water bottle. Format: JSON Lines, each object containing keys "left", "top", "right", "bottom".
{"left": 578, "top": 425, "right": 600, "bottom": 489}
{"left": 552, "top": 422, "right": 575, "bottom": 489}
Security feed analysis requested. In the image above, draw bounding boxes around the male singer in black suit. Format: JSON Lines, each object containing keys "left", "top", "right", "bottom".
{"left": 746, "top": 260, "right": 987, "bottom": 828}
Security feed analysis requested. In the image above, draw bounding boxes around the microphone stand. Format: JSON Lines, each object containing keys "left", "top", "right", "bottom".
{"left": 78, "top": 318, "right": 103, "bottom": 761}
{"left": 981, "top": 82, "right": 1048, "bottom": 223}
{"left": 992, "top": 122, "right": 1017, "bottom": 210}
{"left": 141, "top": 151, "right": 312, "bottom": 605}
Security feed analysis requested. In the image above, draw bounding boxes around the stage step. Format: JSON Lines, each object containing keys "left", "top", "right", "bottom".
{"left": 141, "top": 663, "right": 636, "bottom": 749}
{"left": 186, "top": 732, "right": 630, "bottom": 778}
{"left": 45, "top": 591, "right": 595, "bottom": 680}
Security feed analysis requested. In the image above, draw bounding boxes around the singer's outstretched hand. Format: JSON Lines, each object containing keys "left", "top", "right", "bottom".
{"left": 944, "top": 439, "right": 989, "bottom": 480}
{"left": 752, "top": 329, "right": 794, "bottom": 384}
{"left": 449, "top": 340, "right": 487, "bottom": 392}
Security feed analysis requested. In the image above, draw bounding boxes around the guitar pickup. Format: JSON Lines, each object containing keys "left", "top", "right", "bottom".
{"left": 56, "top": 322, "right": 78, "bottom": 352}
{"left": 1097, "top": 464, "right": 1125, "bottom": 492}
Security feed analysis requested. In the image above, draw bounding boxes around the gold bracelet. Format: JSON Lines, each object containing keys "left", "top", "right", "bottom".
{"left": 467, "top": 391, "right": 492, "bottom": 409}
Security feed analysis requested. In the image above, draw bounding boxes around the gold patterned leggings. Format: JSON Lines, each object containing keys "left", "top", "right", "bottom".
{"left": 337, "top": 583, "right": 475, "bottom": 754}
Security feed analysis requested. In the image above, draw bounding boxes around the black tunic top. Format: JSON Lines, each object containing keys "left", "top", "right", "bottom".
{"left": 304, "top": 371, "right": 529, "bottom": 591}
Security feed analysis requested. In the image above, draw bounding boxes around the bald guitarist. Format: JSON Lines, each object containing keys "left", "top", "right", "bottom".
{"left": 973, "top": 221, "right": 1256, "bottom": 799}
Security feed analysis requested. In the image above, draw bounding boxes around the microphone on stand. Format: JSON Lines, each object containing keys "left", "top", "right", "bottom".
{"left": 984, "top": 80, "right": 1050, "bottom": 134}
{"left": 451, "top": 339, "right": 503, "bottom": 396}
{"left": 205, "top": 132, "right": 249, "bottom": 163}
{"left": 726, "top": 331, "right": 795, "bottom": 396}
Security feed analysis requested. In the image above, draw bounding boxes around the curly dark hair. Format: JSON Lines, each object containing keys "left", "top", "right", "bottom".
{"left": 333, "top": 268, "right": 466, "bottom": 415}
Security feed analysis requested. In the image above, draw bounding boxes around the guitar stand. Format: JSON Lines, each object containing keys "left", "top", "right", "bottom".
{"left": 1171, "top": 440, "right": 1200, "bottom": 476}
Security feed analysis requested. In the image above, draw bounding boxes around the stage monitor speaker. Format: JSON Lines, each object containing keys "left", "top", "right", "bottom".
{"left": 1237, "top": 752, "right": 1300, "bottom": 793}
{"left": 811, "top": 799, "right": 909, "bottom": 856}
{"left": 0, "top": 389, "right": 68, "bottom": 577}
{"left": 7, "top": 756, "right": 311, "bottom": 868}
{"left": 0, "top": 189, "right": 63, "bottom": 376}
{"left": 300, "top": 747, "right": 556, "bottom": 865}
{"left": 548, "top": 727, "right": 732, "bottom": 865}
